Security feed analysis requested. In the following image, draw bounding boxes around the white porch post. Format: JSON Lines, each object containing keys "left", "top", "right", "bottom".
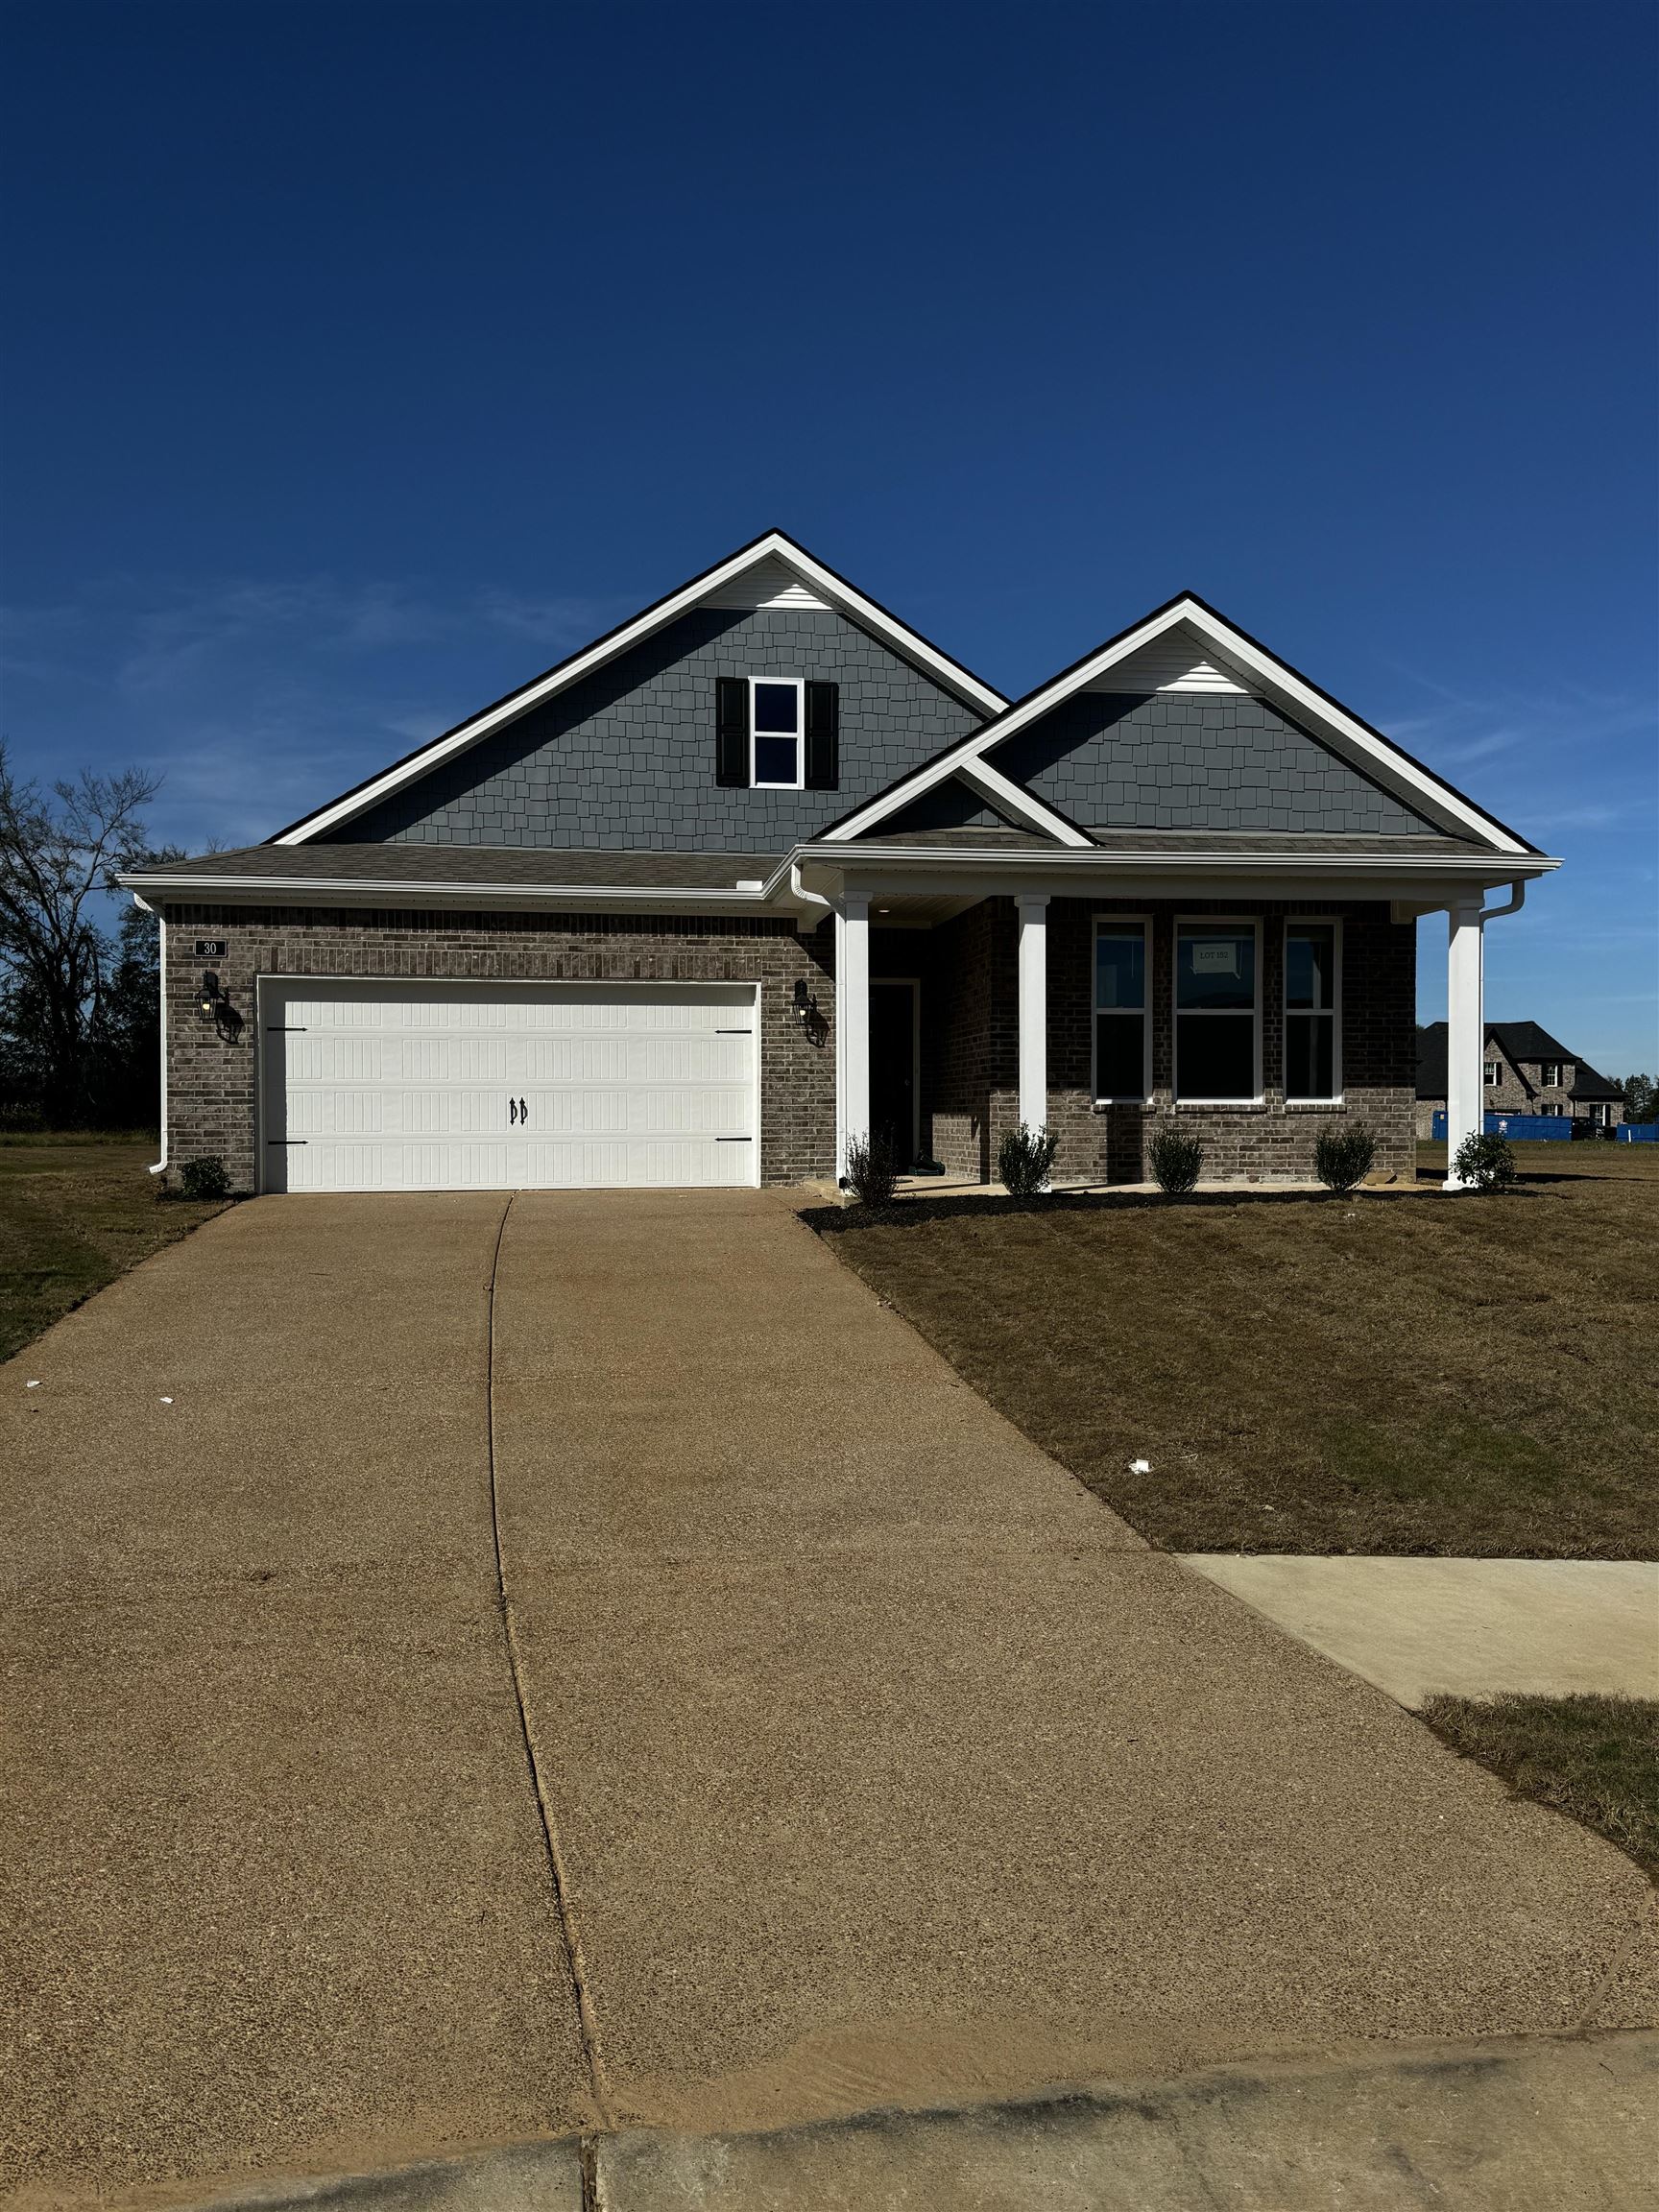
{"left": 836, "top": 891, "right": 870, "bottom": 1179}
{"left": 1016, "top": 892, "right": 1049, "bottom": 1131}
{"left": 1444, "top": 896, "right": 1485, "bottom": 1189}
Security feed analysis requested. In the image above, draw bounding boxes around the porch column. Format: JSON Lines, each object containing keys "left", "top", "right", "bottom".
{"left": 1444, "top": 896, "right": 1485, "bottom": 1189}
{"left": 1015, "top": 892, "right": 1049, "bottom": 1131}
{"left": 836, "top": 891, "right": 870, "bottom": 1179}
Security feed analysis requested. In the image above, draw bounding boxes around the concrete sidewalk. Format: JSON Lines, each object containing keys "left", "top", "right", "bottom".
{"left": 1185, "top": 1554, "right": 1659, "bottom": 1705}
{"left": 5, "top": 1190, "right": 1657, "bottom": 2207}
{"left": 186, "top": 2032, "right": 1659, "bottom": 2211}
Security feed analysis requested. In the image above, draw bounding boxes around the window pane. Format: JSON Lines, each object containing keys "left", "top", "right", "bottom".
{"left": 1176, "top": 928, "right": 1254, "bottom": 1009}
{"left": 1177, "top": 1012, "right": 1255, "bottom": 1098}
{"left": 1286, "top": 925, "right": 1334, "bottom": 1011}
{"left": 753, "top": 733, "right": 798, "bottom": 784}
{"left": 1095, "top": 1012, "right": 1145, "bottom": 1098}
{"left": 1095, "top": 929, "right": 1144, "bottom": 1011}
{"left": 1286, "top": 1012, "right": 1334, "bottom": 1099}
{"left": 753, "top": 683, "right": 799, "bottom": 733}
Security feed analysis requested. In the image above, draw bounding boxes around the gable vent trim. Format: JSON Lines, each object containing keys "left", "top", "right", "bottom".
{"left": 701, "top": 554, "right": 831, "bottom": 612}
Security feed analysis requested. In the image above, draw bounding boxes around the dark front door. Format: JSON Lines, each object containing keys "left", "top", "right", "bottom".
{"left": 869, "top": 982, "right": 918, "bottom": 1167}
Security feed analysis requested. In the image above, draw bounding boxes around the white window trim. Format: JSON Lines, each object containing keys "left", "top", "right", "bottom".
{"left": 750, "top": 675, "right": 805, "bottom": 790}
{"left": 1540, "top": 1061, "right": 1561, "bottom": 1088}
{"left": 1483, "top": 1060, "right": 1502, "bottom": 1086}
{"left": 1091, "top": 915, "right": 1152, "bottom": 1104}
{"left": 1173, "top": 915, "right": 1262, "bottom": 1106}
{"left": 1283, "top": 915, "right": 1343, "bottom": 1103}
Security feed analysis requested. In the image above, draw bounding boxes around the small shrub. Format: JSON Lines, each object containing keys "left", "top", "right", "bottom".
{"left": 844, "top": 1133, "right": 899, "bottom": 1208}
{"left": 179, "top": 1155, "right": 231, "bottom": 1202}
{"left": 1314, "top": 1121, "right": 1377, "bottom": 1194}
{"left": 997, "top": 1121, "right": 1058, "bottom": 1199}
{"left": 1453, "top": 1129, "right": 1517, "bottom": 1193}
{"left": 1148, "top": 1125, "right": 1203, "bottom": 1195}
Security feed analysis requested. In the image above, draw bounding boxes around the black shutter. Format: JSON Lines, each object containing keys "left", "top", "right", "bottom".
{"left": 805, "top": 681, "right": 840, "bottom": 789}
{"left": 715, "top": 677, "right": 750, "bottom": 786}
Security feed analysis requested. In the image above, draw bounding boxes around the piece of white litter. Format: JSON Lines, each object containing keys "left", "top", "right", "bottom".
{"left": 26, "top": 1380, "right": 40, "bottom": 1389}
{"left": 1129, "top": 1457, "right": 1151, "bottom": 1474}
{"left": 159, "top": 1397, "right": 173, "bottom": 1405}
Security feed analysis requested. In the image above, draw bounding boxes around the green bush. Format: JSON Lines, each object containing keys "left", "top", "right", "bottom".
{"left": 844, "top": 1133, "right": 899, "bottom": 1208}
{"left": 1148, "top": 1125, "right": 1203, "bottom": 1195}
{"left": 1453, "top": 1129, "right": 1517, "bottom": 1192}
{"left": 179, "top": 1155, "right": 230, "bottom": 1202}
{"left": 997, "top": 1121, "right": 1058, "bottom": 1199}
{"left": 1314, "top": 1121, "right": 1377, "bottom": 1193}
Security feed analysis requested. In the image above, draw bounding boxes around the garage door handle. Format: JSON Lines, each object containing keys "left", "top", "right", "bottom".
{"left": 509, "top": 1097, "right": 517, "bottom": 1125}
{"left": 519, "top": 1096, "right": 527, "bottom": 1123}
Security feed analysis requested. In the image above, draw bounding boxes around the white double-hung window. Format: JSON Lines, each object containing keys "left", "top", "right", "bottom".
{"left": 1174, "top": 922, "right": 1260, "bottom": 1102}
{"left": 1094, "top": 921, "right": 1150, "bottom": 1101}
{"left": 1285, "top": 921, "right": 1340, "bottom": 1100}
{"left": 750, "top": 678, "right": 804, "bottom": 787}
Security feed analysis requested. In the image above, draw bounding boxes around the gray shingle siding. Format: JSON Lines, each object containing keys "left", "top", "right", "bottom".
{"left": 332, "top": 606, "right": 981, "bottom": 852}
{"left": 994, "top": 692, "right": 1438, "bottom": 835}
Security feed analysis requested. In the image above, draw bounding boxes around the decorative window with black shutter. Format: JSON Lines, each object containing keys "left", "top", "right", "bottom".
{"left": 715, "top": 676, "right": 839, "bottom": 790}
{"left": 715, "top": 678, "right": 750, "bottom": 786}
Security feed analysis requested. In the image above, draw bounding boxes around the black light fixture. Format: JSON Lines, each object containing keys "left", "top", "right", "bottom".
{"left": 199, "top": 971, "right": 244, "bottom": 1042}
{"left": 792, "top": 976, "right": 827, "bottom": 1046}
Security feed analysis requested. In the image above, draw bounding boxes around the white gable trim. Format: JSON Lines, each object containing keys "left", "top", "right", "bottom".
{"left": 824, "top": 596, "right": 1532, "bottom": 857}
{"left": 274, "top": 532, "right": 1007, "bottom": 846}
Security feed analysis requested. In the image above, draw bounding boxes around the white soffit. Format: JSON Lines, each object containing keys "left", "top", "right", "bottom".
{"left": 700, "top": 553, "right": 830, "bottom": 611}
{"left": 1086, "top": 625, "right": 1255, "bottom": 695}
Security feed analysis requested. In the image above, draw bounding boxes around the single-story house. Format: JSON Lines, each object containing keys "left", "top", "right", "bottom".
{"left": 119, "top": 532, "right": 1559, "bottom": 1195}
{"left": 1415, "top": 1021, "right": 1623, "bottom": 1139}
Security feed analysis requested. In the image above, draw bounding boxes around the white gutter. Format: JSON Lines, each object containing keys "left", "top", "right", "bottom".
{"left": 113, "top": 870, "right": 791, "bottom": 914}
{"left": 127, "top": 895, "right": 168, "bottom": 1176}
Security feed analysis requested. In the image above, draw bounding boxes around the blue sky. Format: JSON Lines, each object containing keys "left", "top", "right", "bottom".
{"left": 3, "top": 2, "right": 1655, "bottom": 1074}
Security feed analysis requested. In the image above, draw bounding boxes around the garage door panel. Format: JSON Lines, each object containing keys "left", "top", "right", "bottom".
{"left": 262, "top": 982, "right": 757, "bottom": 1193}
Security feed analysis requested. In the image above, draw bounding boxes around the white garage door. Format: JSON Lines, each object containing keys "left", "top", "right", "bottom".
{"left": 260, "top": 980, "right": 758, "bottom": 1192}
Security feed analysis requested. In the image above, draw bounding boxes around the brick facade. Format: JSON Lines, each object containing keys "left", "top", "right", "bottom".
{"left": 895, "top": 896, "right": 1415, "bottom": 1185}
{"left": 161, "top": 892, "right": 1415, "bottom": 1194}
{"left": 160, "top": 905, "right": 835, "bottom": 1192}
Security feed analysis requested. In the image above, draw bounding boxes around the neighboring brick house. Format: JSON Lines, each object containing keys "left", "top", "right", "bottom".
{"left": 1415, "top": 1021, "right": 1623, "bottom": 1139}
{"left": 120, "top": 531, "right": 1558, "bottom": 1195}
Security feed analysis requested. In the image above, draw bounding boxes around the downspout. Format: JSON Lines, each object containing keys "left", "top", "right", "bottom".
{"left": 788, "top": 860, "right": 831, "bottom": 929}
{"left": 1479, "top": 880, "right": 1526, "bottom": 925}
{"left": 132, "top": 895, "right": 168, "bottom": 1177}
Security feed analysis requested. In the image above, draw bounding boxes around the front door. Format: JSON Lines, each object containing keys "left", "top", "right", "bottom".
{"left": 869, "top": 981, "right": 919, "bottom": 1168}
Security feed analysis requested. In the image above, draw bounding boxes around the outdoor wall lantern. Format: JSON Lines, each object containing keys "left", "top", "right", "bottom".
{"left": 199, "top": 972, "right": 244, "bottom": 1043}
{"left": 792, "top": 976, "right": 828, "bottom": 1046}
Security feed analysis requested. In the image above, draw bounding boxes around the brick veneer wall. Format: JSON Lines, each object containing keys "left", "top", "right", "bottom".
{"left": 921, "top": 896, "right": 1416, "bottom": 1185}
{"left": 160, "top": 904, "right": 835, "bottom": 1191}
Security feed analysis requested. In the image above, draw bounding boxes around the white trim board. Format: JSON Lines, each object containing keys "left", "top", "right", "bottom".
{"left": 273, "top": 533, "right": 1007, "bottom": 845}
{"left": 822, "top": 596, "right": 1537, "bottom": 857}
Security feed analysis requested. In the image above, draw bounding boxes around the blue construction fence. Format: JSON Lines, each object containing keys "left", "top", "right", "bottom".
{"left": 1430, "top": 1111, "right": 1657, "bottom": 1143}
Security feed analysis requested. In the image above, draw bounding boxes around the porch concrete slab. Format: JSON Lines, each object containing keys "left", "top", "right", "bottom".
{"left": 1183, "top": 1554, "right": 1659, "bottom": 1706}
{"left": 596, "top": 2030, "right": 1659, "bottom": 2212}
{"left": 492, "top": 1192, "right": 1659, "bottom": 2137}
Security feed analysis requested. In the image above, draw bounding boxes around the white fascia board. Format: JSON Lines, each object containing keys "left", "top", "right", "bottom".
{"left": 790, "top": 844, "right": 1559, "bottom": 901}
{"left": 821, "top": 603, "right": 1197, "bottom": 842}
{"left": 954, "top": 759, "right": 1094, "bottom": 847}
{"left": 828, "top": 597, "right": 1534, "bottom": 857}
{"left": 113, "top": 869, "right": 799, "bottom": 917}
{"left": 275, "top": 533, "right": 1007, "bottom": 846}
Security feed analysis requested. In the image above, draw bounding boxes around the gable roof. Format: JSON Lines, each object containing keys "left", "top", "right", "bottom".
{"left": 821, "top": 592, "right": 1543, "bottom": 858}
{"left": 271, "top": 531, "right": 1008, "bottom": 846}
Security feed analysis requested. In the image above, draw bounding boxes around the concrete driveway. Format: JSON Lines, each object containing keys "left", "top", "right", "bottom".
{"left": 5, "top": 1191, "right": 1656, "bottom": 2205}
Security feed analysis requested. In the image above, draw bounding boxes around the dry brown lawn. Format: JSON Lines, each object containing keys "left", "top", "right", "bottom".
{"left": 0, "top": 1134, "right": 226, "bottom": 1364}
{"left": 809, "top": 1142, "right": 1659, "bottom": 1557}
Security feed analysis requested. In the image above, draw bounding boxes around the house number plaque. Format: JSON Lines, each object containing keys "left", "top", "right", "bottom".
{"left": 194, "top": 939, "right": 228, "bottom": 958}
